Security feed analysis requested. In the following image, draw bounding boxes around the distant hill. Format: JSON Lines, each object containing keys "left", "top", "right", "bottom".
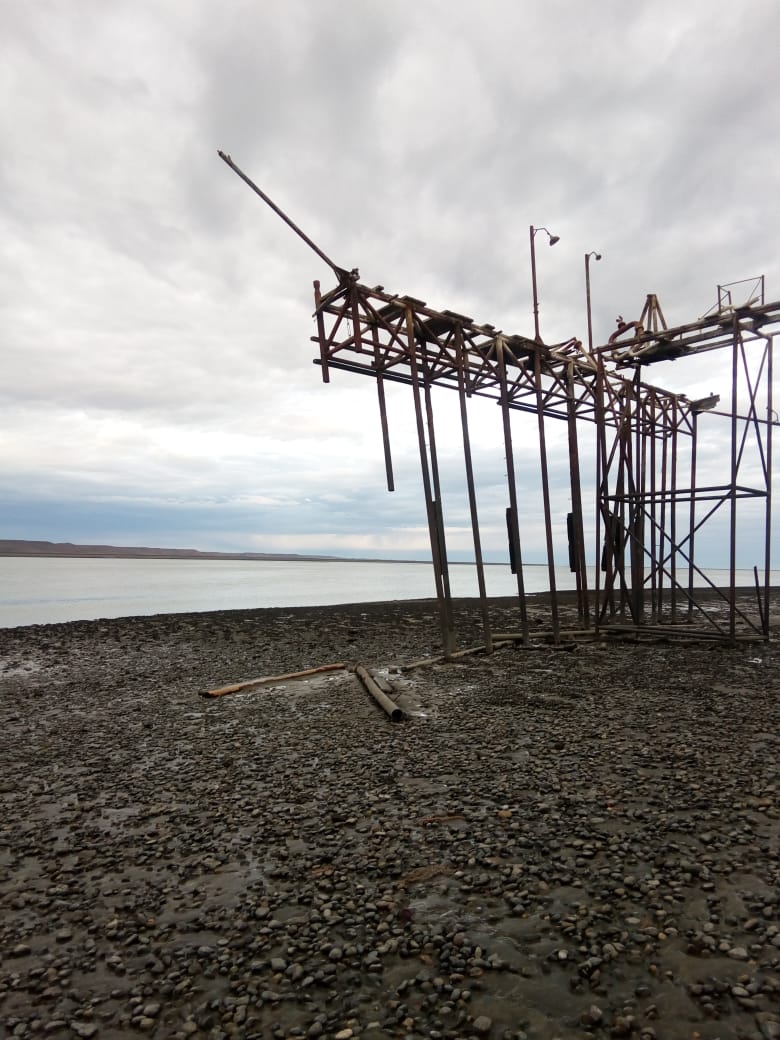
{"left": 0, "top": 539, "right": 348, "bottom": 562}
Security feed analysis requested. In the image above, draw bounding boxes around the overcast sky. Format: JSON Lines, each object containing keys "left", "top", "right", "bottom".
{"left": 2, "top": 0, "right": 779, "bottom": 567}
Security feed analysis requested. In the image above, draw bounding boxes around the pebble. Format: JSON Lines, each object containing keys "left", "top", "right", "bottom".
{"left": 70, "top": 1024, "right": 98, "bottom": 1039}
{"left": 0, "top": 597, "right": 777, "bottom": 1040}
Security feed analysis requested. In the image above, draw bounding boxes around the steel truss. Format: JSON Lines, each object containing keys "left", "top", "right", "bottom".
{"left": 596, "top": 290, "right": 778, "bottom": 642}
{"left": 313, "top": 278, "right": 778, "bottom": 649}
{"left": 217, "top": 152, "right": 776, "bottom": 649}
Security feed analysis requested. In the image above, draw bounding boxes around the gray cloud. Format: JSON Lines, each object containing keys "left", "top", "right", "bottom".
{"left": 1, "top": 0, "right": 778, "bottom": 566}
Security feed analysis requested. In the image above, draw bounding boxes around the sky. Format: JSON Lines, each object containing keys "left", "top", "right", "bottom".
{"left": 2, "top": 0, "right": 779, "bottom": 568}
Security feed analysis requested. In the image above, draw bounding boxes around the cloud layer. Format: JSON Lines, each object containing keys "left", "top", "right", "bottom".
{"left": 2, "top": 0, "right": 779, "bottom": 564}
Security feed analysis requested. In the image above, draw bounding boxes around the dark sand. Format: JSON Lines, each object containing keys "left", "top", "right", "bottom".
{"left": 1, "top": 594, "right": 778, "bottom": 1040}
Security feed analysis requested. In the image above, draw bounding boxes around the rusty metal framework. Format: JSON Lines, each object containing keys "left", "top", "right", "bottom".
{"left": 311, "top": 275, "right": 777, "bottom": 648}
{"left": 219, "top": 153, "right": 778, "bottom": 649}
{"left": 595, "top": 286, "right": 777, "bottom": 642}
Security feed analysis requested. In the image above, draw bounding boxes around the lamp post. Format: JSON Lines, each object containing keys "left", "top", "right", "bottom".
{"left": 585, "top": 250, "right": 602, "bottom": 353}
{"left": 530, "top": 225, "right": 559, "bottom": 342}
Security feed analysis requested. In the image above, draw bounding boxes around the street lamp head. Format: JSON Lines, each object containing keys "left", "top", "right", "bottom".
{"left": 532, "top": 225, "right": 560, "bottom": 246}
{"left": 586, "top": 250, "right": 602, "bottom": 261}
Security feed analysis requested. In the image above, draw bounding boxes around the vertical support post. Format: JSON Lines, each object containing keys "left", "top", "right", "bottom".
{"left": 661, "top": 401, "right": 673, "bottom": 619}
{"left": 349, "top": 284, "right": 364, "bottom": 354}
{"left": 405, "top": 307, "right": 454, "bottom": 657}
{"left": 638, "top": 383, "right": 649, "bottom": 622}
{"left": 498, "top": 341, "right": 529, "bottom": 645}
{"left": 687, "top": 411, "right": 698, "bottom": 623}
{"left": 370, "top": 322, "right": 395, "bottom": 492}
{"left": 630, "top": 369, "right": 644, "bottom": 623}
{"left": 455, "top": 327, "right": 493, "bottom": 652}
{"left": 594, "top": 356, "right": 608, "bottom": 629}
{"left": 670, "top": 397, "right": 679, "bottom": 621}
{"left": 729, "top": 316, "right": 739, "bottom": 641}
{"left": 615, "top": 392, "right": 630, "bottom": 617}
{"left": 763, "top": 335, "right": 773, "bottom": 637}
{"left": 649, "top": 388, "right": 658, "bottom": 621}
{"left": 422, "top": 346, "right": 455, "bottom": 635}
{"left": 595, "top": 355, "right": 616, "bottom": 624}
{"left": 534, "top": 350, "right": 560, "bottom": 642}
{"left": 313, "top": 280, "right": 330, "bottom": 384}
{"left": 566, "top": 364, "right": 590, "bottom": 626}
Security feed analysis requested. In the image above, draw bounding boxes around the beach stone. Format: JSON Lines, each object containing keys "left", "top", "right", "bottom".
{"left": 0, "top": 593, "right": 778, "bottom": 1040}
{"left": 70, "top": 1024, "right": 98, "bottom": 1039}
{"left": 756, "top": 1014, "right": 780, "bottom": 1040}
{"left": 472, "top": 1016, "right": 493, "bottom": 1035}
{"left": 581, "top": 1005, "right": 603, "bottom": 1027}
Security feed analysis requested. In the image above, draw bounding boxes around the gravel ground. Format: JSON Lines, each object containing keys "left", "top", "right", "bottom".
{"left": 1, "top": 594, "right": 779, "bottom": 1040}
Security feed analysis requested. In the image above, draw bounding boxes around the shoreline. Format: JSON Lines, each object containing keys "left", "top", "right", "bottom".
{"left": 1, "top": 595, "right": 778, "bottom": 1038}
{"left": 1, "top": 585, "right": 776, "bottom": 636}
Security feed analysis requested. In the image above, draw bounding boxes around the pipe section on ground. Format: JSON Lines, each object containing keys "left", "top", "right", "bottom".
{"left": 354, "top": 664, "right": 405, "bottom": 723}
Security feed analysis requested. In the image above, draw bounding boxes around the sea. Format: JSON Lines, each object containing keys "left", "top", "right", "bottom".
{"left": 0, "top": 556, "right": 775, "bottom": 629}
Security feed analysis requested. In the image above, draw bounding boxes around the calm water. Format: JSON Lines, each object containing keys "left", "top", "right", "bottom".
{"left": 0, "top": 556, "right": 775, "bottom": 629}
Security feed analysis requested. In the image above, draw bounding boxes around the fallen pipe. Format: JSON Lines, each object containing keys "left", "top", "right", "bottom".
{"left": 354, "top": 664, "right": 405, "bottom": 722}
{"left": 204, "top": 662, "right": 347, "bottom": 698}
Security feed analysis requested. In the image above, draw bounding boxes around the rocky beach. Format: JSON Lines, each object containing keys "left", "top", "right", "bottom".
{"left": 1, "top": 593, "right": 778, "bottom": 1040}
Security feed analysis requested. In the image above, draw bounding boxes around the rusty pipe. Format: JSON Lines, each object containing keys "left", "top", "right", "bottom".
{"left": 354, "top": 664, "right": 405, "bottom": 723}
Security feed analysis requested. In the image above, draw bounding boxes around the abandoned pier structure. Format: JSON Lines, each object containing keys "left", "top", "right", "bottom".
{"left": 312, "top": 275, "right": 777, "bottom": 650}
{"left": 219, "top": 152, "right": 778, "bottom": 649}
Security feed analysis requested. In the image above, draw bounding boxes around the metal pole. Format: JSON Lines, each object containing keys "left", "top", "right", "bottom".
{"left": 597, "top": 359, "right": 618, "bottom": 622}
{"left": 764, "top": 335, "right": 773, "bottom": 637}
{"left": 370, "top": 321, "right": 395, "bottom": 492}
{"left": 530, "top": 226, "right": 541, "bottom": 342}
{"left": 219, "top": 151, "right": 348, "bottom": 279}
{"left": 585, "top": 251, "right": 601, "bottom": 355}
{"left": 313, "top": 280, "right": 330, "bottom": 383}
{"left": 649, "top": 387, "right": 658, "bottom": 620}
{"left": 670, "top": 397, "right": 679, "bottom": 621}
{"left": 405, "top": 307, "right": 452, "bottom": 656}
{"left": 534, "top": 350, "right": 560, "bottom": 641}
{"left": 586, "top": 257, "right": 593, "bottom": 353}
{"left": 729, "top": 316, "right": 739, "bottom": 640}
{"left": 661, "top": 401, "right": 673, "bottom": 619}
{"left": 422, "top": 346, "right": 455, "bottom": 644}
{"left": 594, "top": 358, "right": 604, "bottom": 632}
{"left": 688, "top": 411, "right": 698, "bottom": 622}
{"left": 566, "top": 366, "right": 590, "bottom": 625}
{"left": 455, "top": 327, "right": 493, "bottom": 652}
{"left": 633, "top": 375, "right": 646, "bottom": 623}
{"left": 498, "top": 341, "right": 530, "bottom": 645}
{"left": 619, "top": 391, "right": 632, "bottom": 615}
